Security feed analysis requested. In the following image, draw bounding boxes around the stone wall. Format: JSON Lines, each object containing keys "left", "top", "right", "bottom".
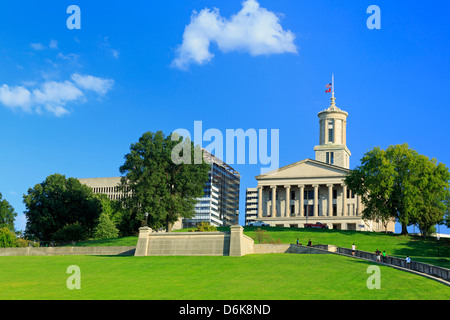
{"left": 335, "top": 247, "right": 450, "bottom": 282}
{"left": 135, "top": 225, "right": 253, "bottom": 257}
{"left": 0, "top": 246, "right": 136, "bottom": 256}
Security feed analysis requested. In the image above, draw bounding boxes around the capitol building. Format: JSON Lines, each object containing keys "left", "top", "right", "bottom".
{"left": 249, "top": 91, "right": 395, "bottom": 232}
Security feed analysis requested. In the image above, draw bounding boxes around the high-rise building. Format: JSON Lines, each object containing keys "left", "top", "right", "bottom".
{"left": 245, "top": 188, "right": 258, "bottom": 226}
{"left": 184, "top": 150, "right": 240, "bottom": 228}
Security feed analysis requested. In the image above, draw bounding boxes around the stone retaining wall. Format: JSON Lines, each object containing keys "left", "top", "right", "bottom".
{"left": 0, "top": 246, "right": 136, "bottom": 256}
{"left": 135, "top": 225, "right": 253, "bottom": 257}
{"left": 335, "top": 246, "right": 450, "bottom": 282}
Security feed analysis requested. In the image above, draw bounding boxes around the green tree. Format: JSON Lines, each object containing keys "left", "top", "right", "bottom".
{"left": 408, "top": 154, "right": 450, "bottom": 236}
{"left": 0, "top": 193, "right": 17, "bottom": 231}
{"left": 23, "top": 173, "right": 102, "bottom": 240}
{"left": 444, "top": 193, "right": 450, "bottom": 228}
{"left": 345, "top": 144, "right": 450, "bottom": 235}
{"left": 92, "top": 213, "right": 119, "bottom": 239}
{"left": 0, "top": 227, "right": 18, "bottom": 247}
{"left": 119, "top": 131, "right": 210, "bottom": 232}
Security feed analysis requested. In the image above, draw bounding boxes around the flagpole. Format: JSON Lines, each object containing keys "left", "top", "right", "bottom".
{"left": 332, "top": 73, "right": 335, "bottom": 99}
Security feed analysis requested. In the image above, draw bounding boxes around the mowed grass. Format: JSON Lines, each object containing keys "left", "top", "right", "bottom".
{"left": 242, "top": 227, "right": 450, "bottom": 269}
{"left": 72, "top": 227, "right": 450, "bottom": 268}
{"left": 0, "top": 254, "right": 449, "bottom": 300}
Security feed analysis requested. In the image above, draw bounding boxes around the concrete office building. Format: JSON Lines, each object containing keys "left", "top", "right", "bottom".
{"left": 253, "top": 92, "right": 395, "bottom": 232}
{"left": 245, "top": 188, "right": 258, "bottom": 226}
{"left": 78, "top": 177, "right": 124, "bottom": 201}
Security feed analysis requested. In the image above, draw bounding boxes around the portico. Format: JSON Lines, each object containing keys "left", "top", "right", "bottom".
{"left": 255, "top": 159, "right": 369, "bottom": 230}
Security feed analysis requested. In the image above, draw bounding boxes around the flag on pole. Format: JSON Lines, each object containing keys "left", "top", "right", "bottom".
{"left": 325, "top": 88, "right": 331, "bottom": 93}
{"left": 325, "top": 83, "right": 332, "bottom": 93}
{"left": 326, "top": 83, "right": 332, "bottom": 88}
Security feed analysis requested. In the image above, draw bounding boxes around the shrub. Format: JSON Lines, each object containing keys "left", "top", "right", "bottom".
{"left": 92, "top": 213, "right": 119, "bottom": 239}
{"left": 0, "top": 227, "right": 18, "bottom": 247}
{"left": 194, "top": 221, "right": 217, "bottom": 232}
{"left": 256, "top": 228, "right": 270, "bottom": 244}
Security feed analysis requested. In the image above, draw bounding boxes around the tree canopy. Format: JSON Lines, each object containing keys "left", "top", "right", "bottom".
{"left": 0, "top": 193, "right": 17, "bottom": 231}
{"left": 119, "top": 131, "right": 210, "bottom": 232}
{"left": 23, "top": 173, "right": 102, "bottom": 240}
{"left": 345, "top": 144, "right": 450, "bottom": 236}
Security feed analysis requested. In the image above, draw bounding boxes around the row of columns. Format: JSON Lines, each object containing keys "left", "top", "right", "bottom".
{"left": 257, "top": 184, "right": 360, "bottom": 219}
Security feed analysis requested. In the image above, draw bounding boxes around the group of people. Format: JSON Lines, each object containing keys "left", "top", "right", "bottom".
{"left": 375, "top": 249, "right": 411, "bottom": 268}
{"left": 295, "top": 240, "right": 412, "bottom": 269}
{"left": 374, "top": 248, "right": 387, "bottom": 263}
{"left": 296, "top": 238, "right": 312, "bottom": 246}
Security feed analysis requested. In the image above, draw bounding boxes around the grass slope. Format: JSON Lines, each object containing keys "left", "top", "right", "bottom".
{"left": 243, "top": 227, "right": 450, "bottom": 269}
{"left": 0, "top": 254, "right": 449, "bottom": 300}
{"left": 75, "top": 227, "right": 450, "bottom": 268}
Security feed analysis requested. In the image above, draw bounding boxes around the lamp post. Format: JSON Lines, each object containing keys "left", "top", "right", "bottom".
{"left": 437, "top": 225, "right": 440, "bottom": 258}
{"left": 144, "top": 212, "right": 149, "bottom": 227}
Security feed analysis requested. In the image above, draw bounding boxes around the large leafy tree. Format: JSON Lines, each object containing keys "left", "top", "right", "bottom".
{"left": 408, "top": 154, "right": 450, "bottom": 236}
{"left": 23, "top": 173, "right": 102, "bottom": 240}
{"left": 345, "top": 144, "right": 450, "bottom": 235}
{"left": 119, "top": 131, "right": 210, "bottom": 232}
{"left": 0, "top": 193, "right": 17, "bottom": 231}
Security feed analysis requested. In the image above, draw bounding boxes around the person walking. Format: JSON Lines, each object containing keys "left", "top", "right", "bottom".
{"left": 375, "top": 249, "right": 381, "bottom": 262}
{"left": 406, "top": 256, "right": 411, "bottom": 268}
{"left": 351, "top": 243, "right": 356, "bottom": 256}
{"left": 382, "top": 250, "right": 387, "bottom": 263}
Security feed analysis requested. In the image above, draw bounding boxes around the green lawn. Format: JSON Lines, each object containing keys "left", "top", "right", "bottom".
{"left": 0, "top": 254, "right": 448, "bottom": 300}
{"left": 73, "top": 227, "right": 449, "bottom": 268}
{"left": 242, "top": 227, "right": 450, "bottom": 269}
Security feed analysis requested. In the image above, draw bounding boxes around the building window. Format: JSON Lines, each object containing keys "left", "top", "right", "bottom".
{"left": 304, "top": 205, "right": 314, "bottom": 216}
{"left": 326, "top": 152, "right": 334, "bottom": 165}
{"left": 328, "top": 120, "right": 334, "bottom": 143}
{"left": 347, "top": 189, "right": 355, "bottom": 199}
{"left": 304, "top": 190, "right": 314, "bottom": 200}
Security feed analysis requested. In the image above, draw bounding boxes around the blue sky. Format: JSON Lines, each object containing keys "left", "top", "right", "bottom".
{"left": 0, "top": 1, "right": 449, "bottom": 235}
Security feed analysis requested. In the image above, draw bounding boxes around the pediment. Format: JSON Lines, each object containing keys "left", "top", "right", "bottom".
{"left": 256, "top": 159, "right": 349, "bottom": 180}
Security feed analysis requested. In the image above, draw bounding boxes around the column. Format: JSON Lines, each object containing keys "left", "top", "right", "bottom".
{"left": 313, "top": 184, "right": 319, "bottom": 217}
{"left": 299, "top": 185, "right": 305, "bottom": 217}
{"left": 271, "top": 186, "right": 277, "bottom": 217}
{"left": 257, "top": 186, "right": 263, "bottom": 218}
{"left": 285, "top": 185, "right": 291, "bottom": 217}
{"left": 341, "top": 184, "right": 347, "bottom": 216}
{"left": 356, "top": 194, "right": 362, "bottom": 216}
{"left": 327, "top": 184, "right": 333, "bottom": 217}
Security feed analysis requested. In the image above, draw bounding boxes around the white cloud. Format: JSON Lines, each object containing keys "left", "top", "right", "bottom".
{"left": 0, "top": 74, "right": 114, "bottom": 117}
{"left": 71, "top": 73, "right": 115, "bottom": 95}
{"left": 0, "top": 84, "right": 32, "bottom": 112}
{"left": 30, "top": 43, "right": 46, "bottom": 51}
{"left": 172, "top": 0, "right": 297, "bottom": 70}
{"left": 32, "top": 80, "right": 84, "bottom": 106}
{"left": 49, "top": 39, "right": 58, "bottom": 49}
